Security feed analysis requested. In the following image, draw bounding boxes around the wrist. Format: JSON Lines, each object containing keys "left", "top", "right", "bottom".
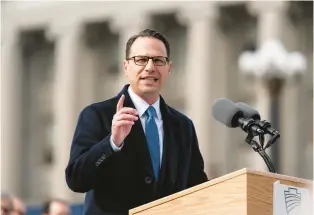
{"left": 111, "top": 137, "right": 121, "bottom": 147}
{"left": 110, "top": 136, "right": 123, "bottom": 152}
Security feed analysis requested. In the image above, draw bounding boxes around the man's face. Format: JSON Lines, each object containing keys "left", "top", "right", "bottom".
{"left": 49, "top": 202, "right": 70, "bottom": 215}
{"left": 123, "top": 37, "right": 172, "bottom": 99}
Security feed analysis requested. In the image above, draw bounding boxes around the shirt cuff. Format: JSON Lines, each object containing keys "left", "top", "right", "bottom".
{"left": 110, "top": 135, "right": 123, "bottom": 152}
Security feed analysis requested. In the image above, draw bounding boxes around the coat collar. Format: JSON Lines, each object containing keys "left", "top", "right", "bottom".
{"left": 117, "top": 84, "right": 179, "bottom": 125}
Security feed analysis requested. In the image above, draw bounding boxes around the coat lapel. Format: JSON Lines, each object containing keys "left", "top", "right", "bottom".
{"left": 157, "top": 96, "right": 179, "bottom": 191}
{"left": 116, "top": 85, "right": 179, "bottom": 189}
{"left": 117, "top": 85, "right": 155, "bottom": 178}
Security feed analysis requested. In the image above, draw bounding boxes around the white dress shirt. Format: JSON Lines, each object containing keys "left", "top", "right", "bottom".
{"left": 110, "top": 86, "right": 164, "bottom": 164}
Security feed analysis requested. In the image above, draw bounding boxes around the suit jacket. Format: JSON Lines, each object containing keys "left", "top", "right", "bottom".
{"left": 65, "top": 85, "right": 208, "bottom": 215}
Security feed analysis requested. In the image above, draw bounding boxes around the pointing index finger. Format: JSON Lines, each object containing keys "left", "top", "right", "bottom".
{"left": 116, "top": 94, "right": 125, "bottom": 112}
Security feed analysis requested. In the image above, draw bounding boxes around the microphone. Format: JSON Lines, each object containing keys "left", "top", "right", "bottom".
{"left": 212, "top": 98, "right": 277, "bottom": 173}
{"left": 212, "top": 98, "right": 264, "bottom": 136}
{"left": 235, "top": 102, "right": 280, "bottom": 136}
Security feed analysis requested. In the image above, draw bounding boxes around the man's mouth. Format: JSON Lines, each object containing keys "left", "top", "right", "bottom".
{"left": 140, "top": 77, "right": 159, "bottom": 81}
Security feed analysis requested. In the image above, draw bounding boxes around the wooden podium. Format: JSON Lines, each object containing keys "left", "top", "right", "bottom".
{"left": 129, "top": 168, "right": 312, "bottom": 215}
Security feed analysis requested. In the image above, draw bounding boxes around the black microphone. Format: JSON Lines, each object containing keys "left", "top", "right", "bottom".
{"left": 235, "top": 102, "right": 280, "bottom": 136}
{"left": 212, "top": 98, "right": 264, "bottom": 136}
{"left": 212, "top": 99, "right": 277, "bottom": 173}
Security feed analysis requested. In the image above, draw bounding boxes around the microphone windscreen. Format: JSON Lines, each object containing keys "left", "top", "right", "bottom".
{"left": 236, "top": 102, "right": 261, "bottom": 120}
{"left": 212, "top": 98, "right": 244, "bottom": 128}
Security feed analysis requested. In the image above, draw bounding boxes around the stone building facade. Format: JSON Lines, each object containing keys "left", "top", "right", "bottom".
{"left": 2, "top": 1, "right": 313, "bottom": 204}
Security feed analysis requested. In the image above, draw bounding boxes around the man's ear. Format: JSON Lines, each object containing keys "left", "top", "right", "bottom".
{"left": 168, "top": 61, "right": 173, "bottom": 75}
{"left": 123, "top": 60, "right": 128, "bottom": 76}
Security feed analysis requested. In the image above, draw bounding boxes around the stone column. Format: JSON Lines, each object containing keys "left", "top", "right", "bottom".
{"left": 247, "top": 1, "right": 298, "bottom": 174}
{"left": 77, "top": 40, "right": 98, "bottom": 108}
{"left": 281, "top": 79, "right": 303, "bottom": 177}
{"left": 1, "top": 26, "right": 23, "bottom": 196}
{"left": 247, "top": 1, "right": 290, "bottom": 122}
{"left": 177, "top": 2, "right": 221, "bottom": 177}
{"left": 47, "top": 20, "right": 83, "bottom": 201}
{"left": 279, "top": 11, "right": 308, "bottom": 178}
{"left": 109, "top": 13, "right": 151, "bottom": 92}
{"left": 251, "top": 1, "right": 289, "bottom": 43}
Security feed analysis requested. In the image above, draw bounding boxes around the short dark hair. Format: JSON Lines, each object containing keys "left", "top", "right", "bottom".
{"left": 41, "top": 199, "right": 68, "bottom": 214}
{"left": 125, "top": 29, "right": 170, "bottom": 59}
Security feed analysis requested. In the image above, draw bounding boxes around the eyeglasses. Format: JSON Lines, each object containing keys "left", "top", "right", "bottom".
{"left": 126, "top": 56, "right": 169, "bottom": 66}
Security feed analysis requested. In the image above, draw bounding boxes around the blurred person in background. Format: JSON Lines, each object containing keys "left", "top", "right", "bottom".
{"left": 1, "top": 193, "right": 13, "bottom": 215}
{"left": 41, "top": 199, "right": 70, "bottom": 215}
{"left": 11, "top": 196, "right": 26, "bottom": 215}
{"left": 65, "top": 28, "right": 208, "bottom": 215}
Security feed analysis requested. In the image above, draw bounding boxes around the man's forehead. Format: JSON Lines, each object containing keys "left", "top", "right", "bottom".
{"left": 130, "top": 37, "right": 167, "bottom": 56}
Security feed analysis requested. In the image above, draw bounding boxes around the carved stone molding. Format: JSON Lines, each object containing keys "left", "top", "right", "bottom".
{"left": 108, "top": 12, "right": 152, "bottom": 35}
{"left": 176, "top": 2, "right": 219, "bottom": 26}
{"left": 246, "top": 1, "right": 290, "bottom": 17}
{"left": 45, "top": 18, "right": 83, "bottom": 42}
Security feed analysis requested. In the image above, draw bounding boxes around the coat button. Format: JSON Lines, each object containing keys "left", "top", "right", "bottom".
{"left": 144, "top": 176, "right": 152, "bottom": 184}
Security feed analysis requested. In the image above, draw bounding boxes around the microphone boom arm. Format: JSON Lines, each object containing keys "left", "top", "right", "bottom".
{"left": 245, "top": 133, "right": 277, "bottom": 173}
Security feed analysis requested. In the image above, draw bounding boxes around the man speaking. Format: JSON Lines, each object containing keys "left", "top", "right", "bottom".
{"left": 65, "top": 29, "right": 208, "bottom": 215}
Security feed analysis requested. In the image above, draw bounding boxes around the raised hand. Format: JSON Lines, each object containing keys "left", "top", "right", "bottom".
{"left": 111, "top": 95, "right": 138, "bottom": 147}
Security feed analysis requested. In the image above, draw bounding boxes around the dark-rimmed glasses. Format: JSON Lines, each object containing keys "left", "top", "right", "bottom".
{"left": 126, "top": 56, "right": 169, "bottom": 66}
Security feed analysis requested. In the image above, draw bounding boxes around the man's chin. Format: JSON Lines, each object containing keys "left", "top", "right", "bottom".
{"left": 139, "top": 86, "right": 159, "bottom": 95}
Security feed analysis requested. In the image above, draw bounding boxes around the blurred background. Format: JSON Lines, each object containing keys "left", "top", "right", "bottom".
{"left": 1, "top": 1, "right": 313, "bottom": 214}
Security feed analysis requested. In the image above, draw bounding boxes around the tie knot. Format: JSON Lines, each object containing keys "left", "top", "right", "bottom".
{"left": 146, "top": 106, "right": 156, "bottom": 119}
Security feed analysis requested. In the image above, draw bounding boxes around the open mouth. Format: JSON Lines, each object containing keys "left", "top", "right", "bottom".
{"left": 140, "top": 77, "right": 159, "bottom": 82}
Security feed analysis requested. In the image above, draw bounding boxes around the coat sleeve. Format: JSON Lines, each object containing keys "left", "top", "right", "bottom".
{"left": 187, "top": 121, "right": 209, "bottom": 188}
{"left": 65, "top": 105, "right": 115, "bottom": 193}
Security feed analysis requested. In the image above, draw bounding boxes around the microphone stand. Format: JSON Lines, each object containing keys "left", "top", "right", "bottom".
{"left": 263, "top": 133, "right": 280, "bottom": 150}
{"left": 245, "top": 133, "right": 277, "bottom": 173}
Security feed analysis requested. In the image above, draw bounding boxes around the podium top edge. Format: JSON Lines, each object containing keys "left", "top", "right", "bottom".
{"left": 243, "top": 168, "right": 313, "bottom": 184}
{"left": 129, "top": 168, "right": 312, "bottom": 214}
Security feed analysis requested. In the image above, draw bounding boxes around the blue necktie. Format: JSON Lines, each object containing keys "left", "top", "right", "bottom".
{"left": 145, "top": 106, "right": 160, "bottom": 181}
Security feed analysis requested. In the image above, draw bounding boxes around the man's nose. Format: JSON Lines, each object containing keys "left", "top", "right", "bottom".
{"left": 145, "top": 59, "right": 155, "bottom": 72}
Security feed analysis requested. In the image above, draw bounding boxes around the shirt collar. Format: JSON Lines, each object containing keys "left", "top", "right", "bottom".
{"left": 128, "top": 86, "right": 161, "bottom": 120}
